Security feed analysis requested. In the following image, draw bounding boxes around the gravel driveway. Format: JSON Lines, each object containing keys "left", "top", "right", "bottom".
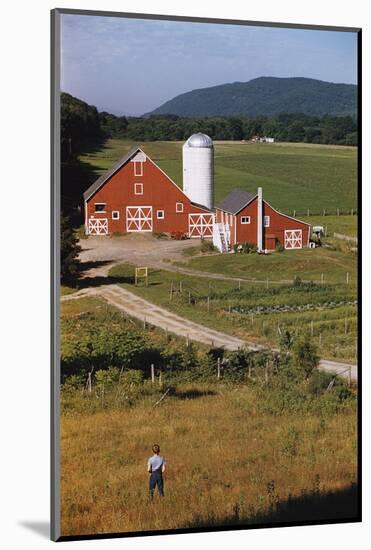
{"left": 78, "top": 233, "right": 198, "bottom": 277}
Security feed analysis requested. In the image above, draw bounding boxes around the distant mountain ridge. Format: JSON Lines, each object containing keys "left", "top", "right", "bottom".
{"left": 145, "top": 77, "right": 357, "bottom": 118}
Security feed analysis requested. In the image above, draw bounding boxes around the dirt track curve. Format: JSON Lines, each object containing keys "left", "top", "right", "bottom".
{"left": 62, "top": 284, "right": 357, "bottom": 381}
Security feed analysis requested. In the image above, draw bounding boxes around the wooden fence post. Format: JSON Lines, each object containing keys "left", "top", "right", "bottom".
{"left": 307, "top": 208, "right": 310, "bottom": 216}
{"left": 337, "top": 208, "right": 340, "bottom": 216}
{"left": 228, "top": 302, "right": 231, "bottom": 320}
{"left": 346, "top": 272, "right": 349, "bottom": 285}
{"left": 321, "top": 273, "right": 324, "bottom": 285}
{"left": 266, "top": 277, "right": 269, "bottom": 289}
{"left": 310, "top": 320, "right": 314, "bottom": 336}
{"left": 159, "top": 371, "right": 162, "bottom": 387}
{"left": 151, "top": 364, "right": 155, "bottom": 384}
{"left": 186, "top": 334, "right": 190, "bottom": 347}
{"left": 217, "top": 357, "right": 221, "bottom": 380}
{"left": 188, "top": 291, "right": 191, "bottom": 305}
{"left": 265, "top": 361, "right": 269, "bottom": 383}
{"left": 207, "top": 296, "right": 210, "bottom": 313}
{"left": 143, "top": 316, "right": 146, "bottom": 330}
{"left": 170, "top": 281, "right": 173, "bottom": 301}
{"left": 238, "top": 279, "right": 241, "bottom": 290}
{"left": 348, "top": 367, "right": 352, "bottom": 387}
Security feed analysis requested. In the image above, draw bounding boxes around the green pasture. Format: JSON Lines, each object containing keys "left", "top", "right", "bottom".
{"left": 79, "top": 139, "right": 357, "bottom": 215}
{"left": 109, "top": 262, "right": 357, "bottom": 362}
{"left": 178, "top": 246, "right": 357, "bottom": 286}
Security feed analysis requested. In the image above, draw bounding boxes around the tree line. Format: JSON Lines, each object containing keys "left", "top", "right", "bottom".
{"left": 61, "top": 92, "right": 357, "bottom": 162}
{"left": 101, "top": 112, "right": 357, "bottom": 146}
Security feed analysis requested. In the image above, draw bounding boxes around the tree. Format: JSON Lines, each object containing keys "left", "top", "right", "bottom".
{"left": 60, "top": 215, "right": 81, "bottom": 285}
{"left": 292, "top": 337, "right": 319, "bottom": 379}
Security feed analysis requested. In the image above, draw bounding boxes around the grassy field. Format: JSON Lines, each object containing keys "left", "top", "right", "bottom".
{"left": 61, "top": 382, "right": 357, "bottom": 536}
{"left": 79, "top": 139, "right": 357, "bottom": 215}
{"left": 60, "top": 278, "right": 357, "bottom": 537}
{"left": 178, "top": 245, "right": 357, "bottom": 284}
{"left": 109, "top": 253, "right": 357, "bottom": 362}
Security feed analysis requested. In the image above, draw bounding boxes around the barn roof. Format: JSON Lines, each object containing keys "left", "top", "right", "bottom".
{"left": 216, "top": 189, "right": 256, "bottom": 214}
{"left": 83, "top": 146, "right": 141, "bottom": 201}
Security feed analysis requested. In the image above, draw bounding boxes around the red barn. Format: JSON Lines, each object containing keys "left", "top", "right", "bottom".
{"left": 214, "top": 188, "right": 310, "bottom": 252}
{"left": 83, "top": 147, "right": 214, "bottom": 238}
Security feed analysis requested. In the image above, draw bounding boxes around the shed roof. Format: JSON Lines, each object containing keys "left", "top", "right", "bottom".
{"left": 83, "top": 146, "right": 141, "bottom": 201}
{"left": 216, "top": 189, "right": 256, "bottom": 214}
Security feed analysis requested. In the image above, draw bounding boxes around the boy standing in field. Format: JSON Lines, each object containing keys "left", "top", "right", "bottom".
{"left": 148, "top": 444, "right": 166, "bottom": 499}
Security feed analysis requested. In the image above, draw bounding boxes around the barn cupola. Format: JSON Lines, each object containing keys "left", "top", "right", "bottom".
{"left": 182, "top": 133, "right": 214, "bottom": 210}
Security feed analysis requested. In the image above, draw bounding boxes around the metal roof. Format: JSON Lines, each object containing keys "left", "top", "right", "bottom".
{"left": 185, "top": 133, "right": 213, "bottom": 148}
{"left": 216, "top": 189, "right": 256, "bottom": 214}
{"left": 83, "top": 146, "right": 141, "bottom": 201}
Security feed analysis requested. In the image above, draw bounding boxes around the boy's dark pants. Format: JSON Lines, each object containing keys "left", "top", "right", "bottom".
{"left": 149, "top": 469, "right": 164, "bottom": 498}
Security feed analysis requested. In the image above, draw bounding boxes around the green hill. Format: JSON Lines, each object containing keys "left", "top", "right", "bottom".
{"left": 145, "top": 77, "right": 357, "bottom": 118}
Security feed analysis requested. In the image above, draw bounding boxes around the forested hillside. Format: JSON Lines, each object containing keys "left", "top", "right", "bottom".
{"left": 146, "top": 77, "right": 357, "bottom": 118}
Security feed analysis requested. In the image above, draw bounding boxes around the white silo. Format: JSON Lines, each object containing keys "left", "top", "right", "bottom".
{"left": 183, "top": 133, "right": 214, "bottom": 209}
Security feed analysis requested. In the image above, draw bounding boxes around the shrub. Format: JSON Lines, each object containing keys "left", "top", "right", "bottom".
{"left": 171, "top": 231, "right": 188, "bottom": 240}
{"left": 200, "top": 239, "right": 217, "bottom": 253}
{"left": 293, "top": 336, "right": 319, "bottom": 379}
{"left": 276, "top": 242, "right": 284, "bottom": 252}
{"left": 233, "top": 242, "right": 257, "bottom": 254}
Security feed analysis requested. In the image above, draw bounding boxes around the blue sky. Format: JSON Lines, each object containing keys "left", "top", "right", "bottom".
{"left": 61, "top": 14, "right": 358, "bottom": 116}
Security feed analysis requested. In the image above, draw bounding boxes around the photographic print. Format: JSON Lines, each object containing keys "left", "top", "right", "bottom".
{"left": 51, "top": 8, "right": 361, "bottom": 541}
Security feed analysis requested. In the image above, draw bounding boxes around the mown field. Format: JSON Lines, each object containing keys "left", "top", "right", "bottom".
{"left": 79, "top": 139, "right": 357, "bottom": 215}
{"left": 60, "top": 296, "right": 357, "bottom": 536}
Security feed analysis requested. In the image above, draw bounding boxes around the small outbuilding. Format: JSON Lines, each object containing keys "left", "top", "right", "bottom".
{"left": 213, "top": 188, "right": 310, "bottom": 252}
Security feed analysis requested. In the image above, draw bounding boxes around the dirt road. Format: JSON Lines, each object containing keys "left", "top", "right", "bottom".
{"left": 62, "top": 284, "right": 357, "bottom": 380}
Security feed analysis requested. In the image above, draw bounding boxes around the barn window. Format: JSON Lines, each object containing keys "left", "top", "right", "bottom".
{"left": 134, "top": 183, "right": 143, "bottom": 195}
{"left": 157, "top": 210, "right": 165, "bottom": 219}
{"left": 264, "top": 216, "right": 270, "bottom": 227}
{"left": 176, "top": 202, "right": 184, "bottom": 213}
{"left": 241, "top": 216, "right": 251, "bottom": 224}
{"left": 134, "top": 161, "right": 143, "bottom": 176}
{"left": 112, "top": 211, "right": 120, "bottom": 220}
{"left": 95, "top": 203, "right": 106, "bottom": 212}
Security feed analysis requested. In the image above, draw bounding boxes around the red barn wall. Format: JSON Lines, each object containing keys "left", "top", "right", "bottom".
{"left": 218, "top": 199, "right": 310, "bottom": 250}
{"left": 86, "top": 156, "right": 209, "bottom": 234}
{"left": 262, "top": 202, "right": 310, "bottom": 249}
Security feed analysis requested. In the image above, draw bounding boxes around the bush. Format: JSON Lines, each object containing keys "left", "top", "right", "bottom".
{"left": 233, "top": 242, "right": 257, "bottom": 254}
{"left": 293, "top": 336, "right": 319, "bottom": 379}
{"left": 171, "top": 231, "right": 188, "bottom": 240}
{"left": 200, "top": 238, "right": 217, "bottom": 253}
{"left": 276, "top": 242, "right": 284, "bottom": 252}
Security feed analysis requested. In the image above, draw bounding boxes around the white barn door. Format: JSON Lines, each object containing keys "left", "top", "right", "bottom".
{"left": 126, "top": 206, "right": 153, "bottom": 232}
{"left": 188, "top": 213, "right": 214, "bottom": 238}
{"left": 88, "top": 218, "right": 108, "bottom": 235}
{"left": 284, "top": 229, "right": 302, "bottom": 249}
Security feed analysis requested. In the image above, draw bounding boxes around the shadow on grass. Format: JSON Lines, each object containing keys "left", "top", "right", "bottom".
{"left": 174, "top": 388, "right": 218, "bottom": 400}
{"left": 185, "top": 484, "right": 359, "bottom": 529}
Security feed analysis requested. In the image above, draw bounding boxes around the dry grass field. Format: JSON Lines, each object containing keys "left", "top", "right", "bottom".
{"left": 61, "top": 383, "right": 357, "bottom": 536}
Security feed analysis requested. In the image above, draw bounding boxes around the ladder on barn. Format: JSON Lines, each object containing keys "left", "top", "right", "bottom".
{"left": 219, "top": 226, "right": 229, "bottom": 253}
{"left": 213, "top": 222, "right": 230, "bottom": 253}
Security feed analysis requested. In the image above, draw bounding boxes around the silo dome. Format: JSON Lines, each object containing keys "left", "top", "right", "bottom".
{"left": 183, "top": 134, "right": 214, "bottom": 210}
{"left": 186, "top": 133, "right": 213, "bottom": 149}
